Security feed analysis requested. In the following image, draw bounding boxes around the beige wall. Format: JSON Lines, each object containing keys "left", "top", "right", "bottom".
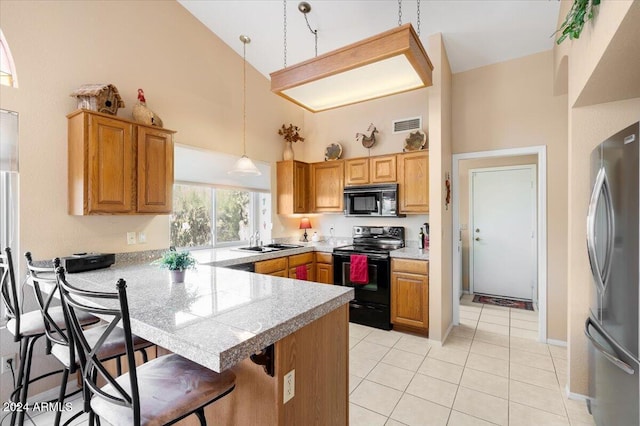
{"left": 452, "top": 50, "right": 569, "bottom": 342}
{"left": 458, "top": 155, "right": 538, "bottom": 291}
{"left": 0, "top": 0, "right": 301, "bottom": 401}
{"left": 558, "top": 0, "right": 640, "bottom": 396}
{"left": 427, "top": 33, "right": 453, "bottom": 342}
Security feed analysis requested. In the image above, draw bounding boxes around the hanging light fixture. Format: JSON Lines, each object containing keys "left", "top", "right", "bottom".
{"left": 270, "top": 2, "right": 434, "bottom": 113}
{"left": 229, "top": 35, "right": 261, "bottom": 176}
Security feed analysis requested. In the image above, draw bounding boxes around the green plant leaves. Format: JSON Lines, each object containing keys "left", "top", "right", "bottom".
{"left": 554, "top": 0, "right": 601, "bottom": 45}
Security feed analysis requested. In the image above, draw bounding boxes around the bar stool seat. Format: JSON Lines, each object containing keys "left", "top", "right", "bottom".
{"left": 91, "top": 354, "right": 236, "bottom": 426}
{"left": 6, "top": 306, "right": 96, "bottom": 337}
{"left": 50, "top": 325, "right": 151, "bottom": 368}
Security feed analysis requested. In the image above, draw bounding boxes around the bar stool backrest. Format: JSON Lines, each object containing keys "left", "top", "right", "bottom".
{"left": 56, "top": 267, "right": 142, "bottom": 425}
{"left": 0, "top": 247, "right": 20, "bottom": 341}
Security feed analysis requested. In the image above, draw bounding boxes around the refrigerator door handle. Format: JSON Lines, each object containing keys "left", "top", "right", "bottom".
{"left": 584, "top": 318, "right": 635, "bottom": 375}
{"left": 586, "top": 167, "right": 615, "bottom": 293}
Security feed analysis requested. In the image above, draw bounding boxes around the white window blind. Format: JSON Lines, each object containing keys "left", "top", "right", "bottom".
{"left": 0, "top": 109, "right": 18, "bottom": 172}
{"left": 174, "top": 144, "right": 270, "bottom": 192}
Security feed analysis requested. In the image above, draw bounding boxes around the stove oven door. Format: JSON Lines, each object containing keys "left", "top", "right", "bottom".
{"left": 332, "top": 253, "right": 390, "bottom": 305}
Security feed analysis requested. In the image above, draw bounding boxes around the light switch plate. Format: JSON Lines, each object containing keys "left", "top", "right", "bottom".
{"left": 138, "top": 232, "right": 146, "bottom": 243}
{"left": 283, "top": 369, "right": 295, "bottom": 403}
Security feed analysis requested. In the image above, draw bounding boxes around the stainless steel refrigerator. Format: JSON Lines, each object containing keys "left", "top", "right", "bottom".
{"left": 585, "top": 121, "right": 639, "bottom": 426}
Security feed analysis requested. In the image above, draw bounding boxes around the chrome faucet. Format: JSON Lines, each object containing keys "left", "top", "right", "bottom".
{"left": 254, "top": 231, "right": 261, "bottom": 247}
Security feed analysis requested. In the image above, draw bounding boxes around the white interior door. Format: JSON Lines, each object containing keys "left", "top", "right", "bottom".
{"left": 470, "top": 165, "right": 537, "bottom": 300}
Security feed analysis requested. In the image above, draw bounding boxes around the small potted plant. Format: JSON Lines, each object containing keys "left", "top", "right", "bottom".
{"left": 154, "top": 250, "right": 196, "bottom": 283}
{"left": 278, "top": 124, "right": 305, "bottom": 160}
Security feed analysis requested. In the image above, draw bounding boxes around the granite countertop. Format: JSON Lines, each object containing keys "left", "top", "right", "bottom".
{"left": 63, "top": 263, "right": 353, "bottom": 372}
{"left": 390, "top": 247, "right": 430, "bottom": 261}
{"left": 192, "top": 240, "right": 426, "bottom": 266}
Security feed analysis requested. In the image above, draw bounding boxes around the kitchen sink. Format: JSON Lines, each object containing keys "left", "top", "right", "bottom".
{"left": 263, "top": 243, "right": 303, "bottom": 250}
{"left": 234, "top": 243, "right": 303, "bottom": 253}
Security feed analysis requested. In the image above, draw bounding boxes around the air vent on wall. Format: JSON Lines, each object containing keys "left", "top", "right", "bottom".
{"left": 392, "top": 116, "right": 422, "bottom": 134}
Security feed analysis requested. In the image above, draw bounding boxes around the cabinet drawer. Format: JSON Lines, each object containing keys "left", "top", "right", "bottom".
{"left": 255, "top": 257, "right": 288, "bottom": 274}
{"left": 288, "top": 252, "right": 314, "bottom": 267}
{"left": 315, "top": 252, "right": 332, "bottom": 264}
{"left": 392, "top": 258, "right": 428, "bottom": 275}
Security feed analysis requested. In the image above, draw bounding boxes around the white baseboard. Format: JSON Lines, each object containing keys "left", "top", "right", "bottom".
{"left": 565, "top": 385, "right": 592, "bottom": 402}
{"left": 440, "top": 322, "right": 455, "bottom": 346}
{"left": 547, "top": 339, "right": 567, "bottom": 347}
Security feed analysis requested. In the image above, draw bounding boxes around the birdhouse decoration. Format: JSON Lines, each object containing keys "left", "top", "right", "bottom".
{"left": 70, "top": 83, "right": 125, "bottom": 115}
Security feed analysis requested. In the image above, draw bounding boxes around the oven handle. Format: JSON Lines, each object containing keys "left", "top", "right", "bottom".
{"left": 332, "top": 253, "right": 390, "bottom": 261}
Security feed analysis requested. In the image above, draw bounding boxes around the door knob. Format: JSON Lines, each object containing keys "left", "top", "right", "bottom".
{"left": 475, "top": 228, "right": 480, "bottom": 233}
{"left": 475, "top": 237, "right": 481, "bottom": 241}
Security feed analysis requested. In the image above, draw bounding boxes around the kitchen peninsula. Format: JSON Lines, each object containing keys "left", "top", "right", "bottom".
{"left": 65, "top": 260, "right": 353, "bottom": 425}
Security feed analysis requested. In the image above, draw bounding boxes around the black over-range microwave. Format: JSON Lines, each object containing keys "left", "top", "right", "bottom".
{"left": 343, "top": 184, "right": 405, "bottom": 217}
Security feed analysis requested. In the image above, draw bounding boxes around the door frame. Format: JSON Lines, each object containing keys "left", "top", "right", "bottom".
{"left": 452, "top": 146, "right": 548, "bottom": 342}
{"left": 468, "top": 164, "right": 538, "bottom": 299}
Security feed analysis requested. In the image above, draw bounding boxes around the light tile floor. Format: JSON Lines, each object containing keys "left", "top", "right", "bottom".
{"left": 24, "top": 295, "right": 594, "bottom": 426}
{"left": 348, "top": 294, "right": 595, "bottom": 426}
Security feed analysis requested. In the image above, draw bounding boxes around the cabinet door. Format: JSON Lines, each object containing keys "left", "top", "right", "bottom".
{"left": 277, "top": 161, "right": 309, "bottom": 214}
{"left": 370, "top": 155, "right": 397, "bottom": 183}
{"left": 289, "top": 263, "right": 315, "bottom": 281}
{"left": 311, "top": 161, "right": 344, "bottom": 212}
{"left": 315, "top": 263, "right": 333, "bottom": 284}
{"left": 255, "top": 257, "right": 288, "bottom": 275}
{"left": 88, "top": 114, "right": 134, "bottom": 213}
{"left": 137, "top": 127, "right": 174, "bottom": 213}
{"left": 345, "top": 158, "right": 369, "bottom": 186}
{"left": 397, "top": 151, "right": 429, "bottom": 213}
{"left": 391, "top": 272, "right": 429, "bottom": 330}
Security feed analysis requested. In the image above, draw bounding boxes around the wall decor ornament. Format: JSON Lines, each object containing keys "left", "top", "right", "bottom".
{"left": 278, "top": 123, "right": 305, "bottom": 161}
{"left": 356, "top": 123, "right": 378, "bottom": 148}
{"left": 70, "top": 83, "right": 124, "bottom": 115}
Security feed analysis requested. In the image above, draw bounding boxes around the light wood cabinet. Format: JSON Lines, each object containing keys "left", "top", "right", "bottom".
{"left": 314, "top": 252, "right": 333, "bottom": 284}
{"left": 397, "top": 151, "right": 429, "bottom": 213}
{"left": 136, "top": 127, "right": 174, "bottom": 213}
{"left": 345, "top": 158, "right": 369, "bottom": 186}
{"left": 68, "top": 109, "right": 174, "bottom": 215}
{"left": 370, "top": 155, "right": 397, "bottom": 183}
{"left": 277, "top": 160, "right": 309, "bottom": 214}
{"left": 288, "top": 252, "right": 315, "bottom": 281}
{"left": 391, "top": 258, "right": 429, "bottom": 334}
{"left": 255, "top": 257, "right": 288, "bottom": 276}
{"left": 345, "top": 155, "right": 397, "bottom": 186}
{"left": 311, "top": 161, "right": 344, "bottom": 212}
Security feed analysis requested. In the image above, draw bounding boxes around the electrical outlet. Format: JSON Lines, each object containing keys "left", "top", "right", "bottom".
{"left": 1, "top": 354, "right": 17, "bottom": 375}
{"left": 126, "top": 232, "right": 136, "bottom": 245}
{"left": 283, "top": 369, "right": 295, "bottom": 403}
{"left": 138, "top": 232, "right": 146, "bottom": 243}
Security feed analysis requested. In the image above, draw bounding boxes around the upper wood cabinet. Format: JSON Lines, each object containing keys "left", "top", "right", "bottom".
{"left": 277, "top": 160, "right": 309, "bottom": 214}
{"left": 370, "top": 155, "right": 397, "bottom": 183}
{"left": 68, "top": 109, "right": 174, "bottom": 215}
{"left": 137, "top": 127, "right": 174, "bottom": 213}
{"left": 345, "top": 158, "right": 369, "bottom": 186}
{"left": 397, "top": 151, "right": 429, "bottom": 213}
{"left": 345, "top": 155, "right": 397, "bottom": 186}
{"left": 311, "top": 161, "right": 344, "bottom": 213}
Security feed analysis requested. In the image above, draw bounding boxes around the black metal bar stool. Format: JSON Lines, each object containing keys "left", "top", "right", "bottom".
{"left": 25, "top": 254, "right": 153, "bottom": 426}
{"left": 57, "top": 267, "right": 237, "bottom": 426}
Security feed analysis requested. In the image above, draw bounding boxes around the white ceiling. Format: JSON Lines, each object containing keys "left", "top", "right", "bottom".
{"left": 178, "top": 0, "right": 561, "bottom": 77}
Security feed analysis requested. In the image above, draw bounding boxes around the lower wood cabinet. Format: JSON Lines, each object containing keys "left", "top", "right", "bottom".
{"left": 314, "top": 252, "right": 333, "bottom": 284}
{"left": 255, "top": 257, "right": 288, "bottom": 277}
{"left": 391, "top": 258, "right": 429, "bottom": 334}
{"left": 288, "top": 252, "right": 315, "bottom": 281}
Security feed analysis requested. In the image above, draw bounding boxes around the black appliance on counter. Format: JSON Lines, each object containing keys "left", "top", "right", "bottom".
{"left": 333, "top": 226, "right": 405, "bottom": 330}
{"left": 61, "top": 253, "right": 115, "bottom": 273}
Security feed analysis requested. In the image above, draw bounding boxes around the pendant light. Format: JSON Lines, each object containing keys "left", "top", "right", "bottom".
{"left": 229, "top": 35, "right": 261, "bottom": 176}
{"left": 270, "top": 1, "right": 433, "bottom": 113}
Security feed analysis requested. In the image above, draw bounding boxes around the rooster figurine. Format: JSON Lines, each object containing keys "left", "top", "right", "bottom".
{"left": 132, "top": 88, "right": 163, "bottom": 127}
{"left": 356, "top": 123, "right": 378, "bottom": 148}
